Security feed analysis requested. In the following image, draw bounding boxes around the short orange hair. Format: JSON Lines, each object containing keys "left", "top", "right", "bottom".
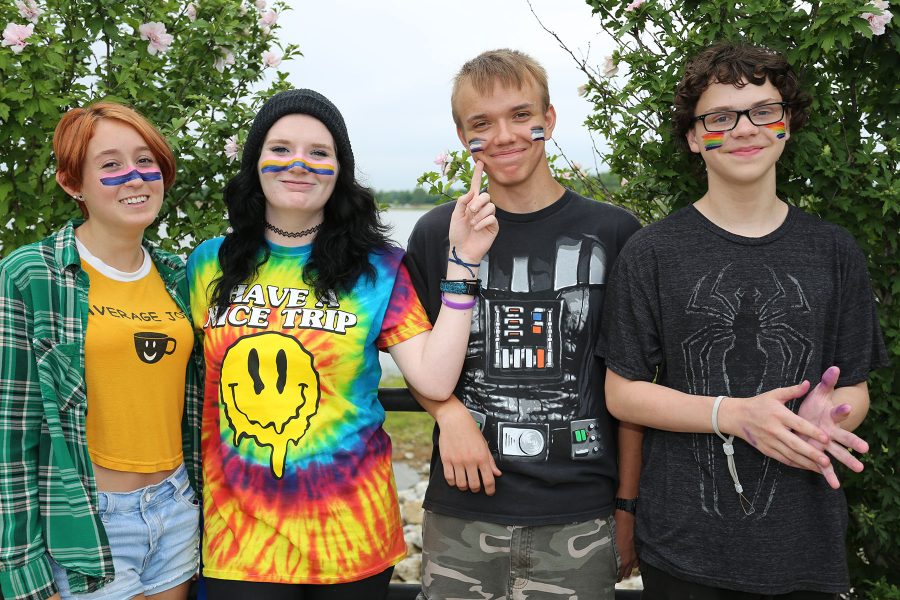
{"left": 53, "top": 102, "right": 176, "bottom": 208}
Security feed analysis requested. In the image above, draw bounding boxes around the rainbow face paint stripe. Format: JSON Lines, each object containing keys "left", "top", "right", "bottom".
{"left": 99, "top": 168, "right": 162, "bottom": 186}
{"left": 764, "top": 121, "right": 786, "bottom": 139}
{"left": 702, "top": 132, "right": 724, "bottom": 151}
{"left": 260, "top": 157, "right": 336, "bottom": 176}
{"left": 468, "top": 138, "right": 484, "bottom": 153}
{"left": 530, "top": 127, "right": 545, "bottom": 141}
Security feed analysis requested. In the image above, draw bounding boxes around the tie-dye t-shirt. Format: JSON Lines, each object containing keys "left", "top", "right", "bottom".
{"left": 187, "top": 238, "right": 431, "bottom": 584}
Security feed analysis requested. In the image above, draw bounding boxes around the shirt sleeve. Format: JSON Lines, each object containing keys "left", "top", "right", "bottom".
{"left": 832, "top": 234, "right": 889, "bottom": 386}
{"left": 599, "top": 239, "right": 664, "bottom": 382}
{"left": 377, "top": 261, "right": 432, "bottom": 351}
{"left": 0, "top": 265, "right": 58, "bottom": 600}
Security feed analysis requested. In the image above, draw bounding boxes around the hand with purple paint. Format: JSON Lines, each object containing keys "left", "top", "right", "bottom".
{"left": 797, "top": 366, "right": 869, "bottom": 489}
{"left": 721, "top": 380, "right": 833, "bottom": 475}
{"left": 448, "top": 160, "right": 498, "bottom": 266}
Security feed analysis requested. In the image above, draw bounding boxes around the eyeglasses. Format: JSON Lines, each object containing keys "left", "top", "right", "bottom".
{"left": 693, "top": 102, "right": 788, "bottom": 133}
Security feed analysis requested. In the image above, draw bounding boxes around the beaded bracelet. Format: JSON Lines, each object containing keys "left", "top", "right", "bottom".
{"left": 439, "top": 279, "right": 480, "bottom": 296}
{"left": 440, "top": 293, "right": 477, "bottom": 310}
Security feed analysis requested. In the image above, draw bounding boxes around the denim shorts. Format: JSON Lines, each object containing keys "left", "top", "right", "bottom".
{"left": 418, "top": 510, "right": 620, "bottom": 600}
{"left": 51, "top": 463, "right": 200, "bottom": 599}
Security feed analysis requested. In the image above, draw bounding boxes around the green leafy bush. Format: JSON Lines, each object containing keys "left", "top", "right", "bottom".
{"left": 0, "top": 0, "right": 300, "bottom": 254}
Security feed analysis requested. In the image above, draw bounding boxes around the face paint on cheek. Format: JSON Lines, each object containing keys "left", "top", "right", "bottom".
{"left": 764, "top": 121, "right": 786, "bottom": 139}
{"left": 99, "top": 168, "right": 163, "bottom": 186}
{"left": 530, "top": 126, "right": 545, "bottom": 141}
{"left": 260, "top": 156, "right": 336, "bottom": 176}
{"left": 468, "top": 138, "right": 484, "bottom": 153}
{"left": 702, "top": 132, "right": 724, "bottom": 151}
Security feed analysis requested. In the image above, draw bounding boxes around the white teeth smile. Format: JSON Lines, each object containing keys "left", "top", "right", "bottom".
{"left": 120, "top": 196, "right": 149, "bottom": 205}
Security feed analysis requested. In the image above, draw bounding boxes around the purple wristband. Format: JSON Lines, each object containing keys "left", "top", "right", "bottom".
{"left": 440, "top": 292, "right": 477, "bottom": 310}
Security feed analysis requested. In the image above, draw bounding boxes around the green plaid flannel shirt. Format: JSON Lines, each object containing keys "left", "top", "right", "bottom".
{"left": 0, "top": 221, "right": 203, "bottom": 600}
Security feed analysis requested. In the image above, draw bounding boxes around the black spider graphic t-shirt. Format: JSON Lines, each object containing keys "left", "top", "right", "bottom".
{"left": 601, "top": 204, "right": 888, "bottom": 594}
{"left": 405, "top": 190, "right": 641, "bottom": 525}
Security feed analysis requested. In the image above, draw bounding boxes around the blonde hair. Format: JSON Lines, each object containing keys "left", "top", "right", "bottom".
{"left": 451, "top": 49, "right": 550, "bottom": 128}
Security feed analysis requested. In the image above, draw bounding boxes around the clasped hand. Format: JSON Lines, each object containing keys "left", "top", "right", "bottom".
{"left": 724, "top": 366, "right": 868, "bottom": 489}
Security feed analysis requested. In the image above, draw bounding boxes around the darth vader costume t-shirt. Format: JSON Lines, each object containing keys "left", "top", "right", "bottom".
{"left": 406, "top": 190, "right": 641, "bottom": 525}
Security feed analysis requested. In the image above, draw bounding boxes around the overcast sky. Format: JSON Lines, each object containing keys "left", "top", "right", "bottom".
{"left": 270, "top": 0, "right": 616, "bottom": 191}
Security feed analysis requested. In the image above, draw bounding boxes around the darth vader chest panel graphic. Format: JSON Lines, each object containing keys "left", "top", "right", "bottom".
{"left": 461, "top": 233, "right": 608, "bottom": 462}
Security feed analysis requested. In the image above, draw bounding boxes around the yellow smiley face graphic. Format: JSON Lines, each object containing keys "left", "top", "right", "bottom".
{"left": 219, "top": 331, "right": 321, "bottom": 478}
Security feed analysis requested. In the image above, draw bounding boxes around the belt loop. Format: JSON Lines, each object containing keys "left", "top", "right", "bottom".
{"left": 99, "top": 491, "right": 112, "bottom": 514}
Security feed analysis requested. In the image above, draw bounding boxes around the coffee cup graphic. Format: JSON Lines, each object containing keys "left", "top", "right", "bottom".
{"left": 134, "top": 332, "right": 177, "bottom": 364}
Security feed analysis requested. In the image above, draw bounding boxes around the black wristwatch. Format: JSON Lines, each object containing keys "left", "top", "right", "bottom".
{"left": 439, "top": 279, "right": 481, "bottom": 296}
{"left": 615, "top": 497, "right": 638, "bottom": 514}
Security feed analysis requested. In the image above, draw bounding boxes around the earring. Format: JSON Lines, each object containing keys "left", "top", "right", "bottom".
{"left": 73, "top": 194, "right": 83, "bottom": 202}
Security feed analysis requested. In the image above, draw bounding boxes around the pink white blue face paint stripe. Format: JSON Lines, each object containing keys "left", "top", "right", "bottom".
{"left": 260, "top": 157, "right": 336, "bottom": 176}
{"left": 530, "top": 127, "right": 545, "bottom": 141}
{"left": 99, "top": 168, "right": 162, "bottom": 186}
{"left": 764, "top": 121, "right": 786, "bottom": 139}
{"left": 702, "top": 132, "right": 724, "bottom": 151}
{"left": 468, "top": 138, "right": 484, "bottom": 153}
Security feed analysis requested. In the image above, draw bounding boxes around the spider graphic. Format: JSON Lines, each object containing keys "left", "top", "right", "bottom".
{"left": 681, "top": 262, "right": 814, "bottom": 517}
{"left": 682, "top": 263, "right": 813, "bottom": 398}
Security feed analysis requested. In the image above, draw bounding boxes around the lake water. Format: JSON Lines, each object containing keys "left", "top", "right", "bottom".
{"left": 383, "top": 205, "right": 432, "bottom": 249}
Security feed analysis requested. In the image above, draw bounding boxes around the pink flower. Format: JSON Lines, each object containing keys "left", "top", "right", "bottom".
{"left": 1, "top": 22, "right": 34, "bottom": 54}
{"left": 138, "top": 22, "right": 174, "bottom": 55}
{"left": 433, "top": 151, "right": 449, "bottom": 167}
{"left": 259, "top": 10, "right": 278, "bottom": 27}
{"left": 624, "top": 0, "right": 646, "bottom": 11}
{"left": 434, "top": 151, "right": 453, "bottom": 176}
{"left": 225, "top": 135, "right": 240, "bottom": 162}
{"left": 15, "top": 0, "right": 43, "bottom": 24}
{"left": 254, "top": 0, "right": 266, "bottom": 9}
{"left": 185, "top": 3, "right": 197, "bottom": 21}
{"left": 602, "top": 55, "right": 617, "bottom": 77}
{"left": 861, "top": 0, "right": 892, "bottom": 35}
{"left": 214, "top": 47, "right": 235, "bottom": 73}
{"left": 263, "top": 50, "right": 281, "bottom": 68}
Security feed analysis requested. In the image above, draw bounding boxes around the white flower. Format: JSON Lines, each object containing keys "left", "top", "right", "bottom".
{"left": 259, "top": 10, "right": 278, "bottom": 26}
{"left": 861, "top": 0, "right": 893, "bottom": 35}
{"left": 254, "top": 0, "right": 266, "bottom": 9}
{"left": 138, "top": 22, "right": 174, "bottom": 55}
{"left": 602, "top": 55, "right": 617, "bottom": 78}
{"left": 214, "top": 48, "right": 235, "bottom": 73}
{"left": 225, "top": 135, "right": 240, "bottom": 162}
{"left": 2, "top": 22, "right": 34, "bottom": 54}
{"left": 15, "top": 0, "right": 43, "bottom": 24}
{"left": 263, "top": 50, "right": 282, "bottom": 68}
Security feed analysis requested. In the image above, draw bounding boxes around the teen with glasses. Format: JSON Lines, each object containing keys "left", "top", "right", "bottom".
{"left": 601, "top": 42, "right": 887, "bottom": 598}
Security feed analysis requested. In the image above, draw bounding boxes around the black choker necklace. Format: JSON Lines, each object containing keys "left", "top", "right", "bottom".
{"left": 265, "top": 222, "right": 323, "bottom": 238}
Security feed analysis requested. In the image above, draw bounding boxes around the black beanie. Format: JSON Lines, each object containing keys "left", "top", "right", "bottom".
{"left": 241, "top": 88, "right": 354, "bottom": 177}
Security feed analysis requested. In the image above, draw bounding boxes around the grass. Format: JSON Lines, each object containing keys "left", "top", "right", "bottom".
{"left": 379, "top": 375, "right": 435, "bottom": 462}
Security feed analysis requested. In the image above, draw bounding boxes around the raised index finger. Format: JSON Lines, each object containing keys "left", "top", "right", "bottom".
{"left": 469, "top": 160, "right": 484, "bottom": 198}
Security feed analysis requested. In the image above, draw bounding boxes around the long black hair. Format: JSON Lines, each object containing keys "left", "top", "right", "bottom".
{"left": 209, "top": 147, "right": 392, "bottom": 318}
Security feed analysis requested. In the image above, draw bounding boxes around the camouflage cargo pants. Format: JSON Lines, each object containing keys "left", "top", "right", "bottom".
{"left": 417, "top": 511, "right": 620, "bottom": 600}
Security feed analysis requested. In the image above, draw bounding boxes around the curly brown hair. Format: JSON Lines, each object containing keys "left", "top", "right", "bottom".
{"left": 673, "top": 41, "right": 811, "bottom": 151}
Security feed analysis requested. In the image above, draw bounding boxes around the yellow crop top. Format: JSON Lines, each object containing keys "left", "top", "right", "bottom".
{"left": 79, "top": 242, "right": 192, "bottom": 472}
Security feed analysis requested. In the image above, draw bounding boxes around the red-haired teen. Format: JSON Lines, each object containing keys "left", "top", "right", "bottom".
{"left": 0, "top": 102, "right": 202, "bottom": 600}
